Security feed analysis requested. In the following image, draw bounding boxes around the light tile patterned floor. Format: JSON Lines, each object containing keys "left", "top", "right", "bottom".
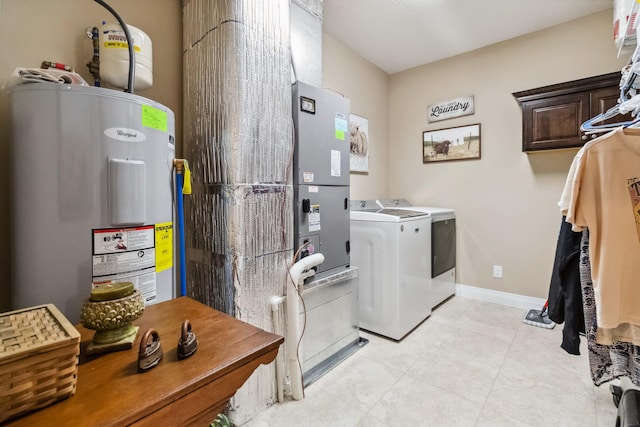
{"left": 241, "top": 296, "right": 619, "bottom": 427}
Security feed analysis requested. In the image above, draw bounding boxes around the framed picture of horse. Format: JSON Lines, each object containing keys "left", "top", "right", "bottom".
{"left": 349, "top": 113, "right": 369, "bottom": 173}
{"left": 423, "top": 123, "right": 481, "bottom": 163}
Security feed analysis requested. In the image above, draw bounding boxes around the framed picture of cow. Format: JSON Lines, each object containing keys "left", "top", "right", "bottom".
{"left": 423, "top": 123, "right": 481, "bottom": 163}
{"left": 349, "top": 113, "right": 369, "bottom": 173}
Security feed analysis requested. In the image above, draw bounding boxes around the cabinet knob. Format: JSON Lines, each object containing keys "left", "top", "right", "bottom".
{"left": 581, "top": 134, "right": 588, "bottom": 140}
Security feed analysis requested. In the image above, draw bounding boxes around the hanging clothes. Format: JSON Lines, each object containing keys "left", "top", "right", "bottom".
{"left": 578, "top": 229, "right": 640, "bottom": 386}
{"left": 547, "top": 216, "right": 584, "bottom": 355}
{"left": 546, "top": 141, "right": 593, "bottom": 356}
{"left": 565, "top": 127, "right": 640, "bottom": 346}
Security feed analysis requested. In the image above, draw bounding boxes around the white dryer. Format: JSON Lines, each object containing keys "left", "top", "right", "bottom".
{"left": 350, "top": 202, "right": 432, "bottom": 340}
{"left": 377, "top": 199, "right": 456, "bottom": 309}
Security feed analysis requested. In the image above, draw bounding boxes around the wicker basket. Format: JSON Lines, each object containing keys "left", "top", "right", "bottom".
{"left": 0, "top": 304, "right": 80, "bottom": 423}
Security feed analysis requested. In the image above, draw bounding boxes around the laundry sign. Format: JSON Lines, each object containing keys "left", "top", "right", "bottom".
{"left": 427, "top": 95, "right": 474, "bottom": 122}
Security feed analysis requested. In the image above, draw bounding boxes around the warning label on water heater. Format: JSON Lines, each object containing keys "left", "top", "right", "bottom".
{"left": 91, "top": 225, "right": 158, "bottom": 303}
{"left": 155, "top": 222, "right": 173, "bottom": 273}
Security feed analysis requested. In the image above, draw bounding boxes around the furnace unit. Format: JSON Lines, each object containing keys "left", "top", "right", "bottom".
{"left": 292, "top": 81, "right": 361, "bottom": 385}
{"left": 292, "top": 81, "right": 351, "bottom": 277}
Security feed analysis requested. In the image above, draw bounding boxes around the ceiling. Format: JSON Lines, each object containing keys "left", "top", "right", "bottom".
{"left": 323, "top": 0, "right": 614, "bottom": 74}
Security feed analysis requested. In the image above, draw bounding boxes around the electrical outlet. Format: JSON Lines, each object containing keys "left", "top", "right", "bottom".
{"left": 493, "top": 265, "right": 503, "bottom": 278}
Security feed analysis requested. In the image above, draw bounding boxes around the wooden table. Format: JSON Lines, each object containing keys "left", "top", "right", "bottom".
{"left": 6, "top": 297, "right": 283, "bottom": 426}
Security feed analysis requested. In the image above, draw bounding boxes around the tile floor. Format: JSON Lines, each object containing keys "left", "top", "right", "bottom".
{"left": 241, "top": 296, "right": 620, "bottom": 427}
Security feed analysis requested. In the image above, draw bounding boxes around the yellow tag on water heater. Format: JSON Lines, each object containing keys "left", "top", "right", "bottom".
{"left": 182, "top": 161, "right": 192, "bottom": 195}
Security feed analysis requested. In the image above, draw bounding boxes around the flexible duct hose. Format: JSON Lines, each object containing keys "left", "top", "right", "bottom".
{"left": 287, "top": 253, "right": 324, "bottom": 400}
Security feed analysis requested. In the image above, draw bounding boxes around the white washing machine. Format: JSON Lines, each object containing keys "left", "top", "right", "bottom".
{"left": 350, "top": 203, "right": 432, "bottom": 340}
{"left": 377, "top": 199, "right": 456, "bottom": 309}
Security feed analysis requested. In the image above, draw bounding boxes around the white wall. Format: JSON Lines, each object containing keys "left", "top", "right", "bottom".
{"left": 323, "top": 34, "right": 390, "bottom": 200}
{"left": 388, "top": 10, "right": 627, "bottom": 298}
{"left": 323, "top": 9, "right": 628, "bottom": 299}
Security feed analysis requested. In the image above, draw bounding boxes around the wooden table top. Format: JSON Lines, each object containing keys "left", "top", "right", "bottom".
{"left": 6, "top": 297, "right": 283, "bottom": 426}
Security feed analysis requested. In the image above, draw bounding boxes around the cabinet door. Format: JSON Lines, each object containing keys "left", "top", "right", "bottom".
{"left": 522, "top": 92, "right": 590, "bottom": 151}
{"left": 580, "top": 86, "right": 633, "bottom": 143}
{"left": 590, "top": 86, "right": 633, "bottom": 125}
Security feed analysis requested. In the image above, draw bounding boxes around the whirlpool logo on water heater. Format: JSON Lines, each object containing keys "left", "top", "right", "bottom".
{"left": 104, "top": 127, "right": 147, "bottom": 142}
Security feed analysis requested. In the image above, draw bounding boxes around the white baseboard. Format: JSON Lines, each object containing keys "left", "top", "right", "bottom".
{"left": 454, "top": 284, "right": 546, "bottom": 311}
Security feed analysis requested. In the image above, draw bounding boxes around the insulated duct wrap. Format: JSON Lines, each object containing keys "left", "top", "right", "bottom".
{"left": 291, "top": 0, "right": 323, "bottom": 86}
{"left": 183, "top": 0, "right": 293, "bottom": 423}
{"left": 185, "top": 185, "right": 293, "bottom": 314}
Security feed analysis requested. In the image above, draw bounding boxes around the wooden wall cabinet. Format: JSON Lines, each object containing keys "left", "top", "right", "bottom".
{"left": 513, "top": 72, "right": 627, "bottom": 152}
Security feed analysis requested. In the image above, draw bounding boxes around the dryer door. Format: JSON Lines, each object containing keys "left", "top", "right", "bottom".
{"left": 432, "top": 218, "right": 456, "bottom": 278}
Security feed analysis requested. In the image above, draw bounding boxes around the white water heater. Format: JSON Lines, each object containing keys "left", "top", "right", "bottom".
{"left": 10, "top": 83, "right": 176, "bottom": 323}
